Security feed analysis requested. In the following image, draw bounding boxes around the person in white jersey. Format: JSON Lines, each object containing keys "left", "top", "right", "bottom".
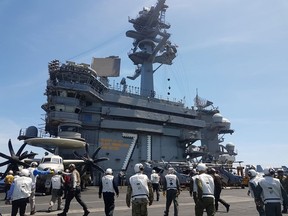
{"left": 28, "top": 161, "right": 52, "bottom": 215}
{"left": 163, "top": 167, "right": 180, "bottom": 216}
{"left": 48, "top": 170, "right": 64, "bottom": 212}
{"left": 99, "top": 168, "right": 119, "bottom": 216}
{"left": 126, "top": 163, "right": 153, "bottom": 216}
{"left": 193, "top": 163, "right": 215, "bottom": 216}
{"left": 247, "top": 169, "right": 265, "bottom": 216}
{"left": 255, "top": 167, "right": 288, "bottom": 216}
{"left": 150, "top": 170, "right": 160, "bottom": 201}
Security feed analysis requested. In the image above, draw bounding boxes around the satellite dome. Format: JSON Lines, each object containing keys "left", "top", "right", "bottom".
{"left": 25, "top": 126, "right": 38, "bottom": 138}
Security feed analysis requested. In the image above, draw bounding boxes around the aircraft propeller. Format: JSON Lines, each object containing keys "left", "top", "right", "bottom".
{"left": 0, "top": 139, "right": 37, "bottom": 179}
{"left": 74, "top": 143, "right": 109, "bottom": 174}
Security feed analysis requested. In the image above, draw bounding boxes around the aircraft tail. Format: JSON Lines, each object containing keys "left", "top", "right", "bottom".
{"left": 256, "top": 165, "right": 264, "bottom": 173}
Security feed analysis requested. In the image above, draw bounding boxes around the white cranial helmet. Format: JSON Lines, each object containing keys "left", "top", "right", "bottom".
{"left": 20, "top": 169, "right": 30, "bottom": 177}
{"left": 168, "top": 167, "right": 175, "bottom": 174}
{"left": 196, "top": 163, "right": 207, "bottom": 172}
{"left": 263, "top": 167, "right": 275, "bottom": 176}
{"left": 134, "top": 163, "right": 144, "bottom": 173}
{"left": 30, "top": 161, "right": 38, "bottom": 167}
{"left": 248, "top": 169, "right": 257, "bottom": 178}
{"left": 105, "top": 168, "right": 113, "bottom": 174}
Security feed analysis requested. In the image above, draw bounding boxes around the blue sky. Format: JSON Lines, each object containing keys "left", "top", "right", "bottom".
{"left": 1, "top": 0, "right": 288, "bottom": 170}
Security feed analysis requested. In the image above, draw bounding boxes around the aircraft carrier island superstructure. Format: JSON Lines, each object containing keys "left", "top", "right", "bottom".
{"left": 18, "top": 0, "right": 237, "bottom": 181}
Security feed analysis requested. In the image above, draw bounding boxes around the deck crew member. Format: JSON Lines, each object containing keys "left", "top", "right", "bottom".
{"left": 277, "top": 169, "right": 288, "bottom": 213}
{"left": 193, "top": 163, "right": 215, "bottom": 216}
{"left": 255, "top": 167, "right": 288, "bottom": 216}
{"left": 150, "top": 170, "right": 160, "bottom": 201}
{"left": 58, "top": 164, "right": 90, "bottom": 216}
{"left": 62, "top": 169, "right": 71, "bottom": 199}
{"left": 28, "top": 161, "right": 52, "bottom": 215}
{"left": 163, "top": 167, "right": 180, "bottom": 216}
{"left": 208, "top": 168, "right": 230, "bottom": 212}
{"left": 189, "top": 168, "right": 199, "bottom": 203}
{"left": 4, "top": 170, "right": 14, "bottom": 201}
{"left": 48, "top": 170, "right": 64, "bottom": 212}
{"left": 7, "top": 169, "right": 32, "bottom": 216}
{"left": 99, "top": 168, "right": 119, "bottom": 216}
{"left": 126, "top": 163, "right": 153, "bottom": 216}
{"left": 247, "top": 169, "right": 265, "bottom": 216}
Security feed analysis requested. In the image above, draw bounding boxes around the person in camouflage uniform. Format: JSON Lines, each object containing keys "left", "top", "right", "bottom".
{"left": 126, "top": 163, "right": 153, "bottom": 216}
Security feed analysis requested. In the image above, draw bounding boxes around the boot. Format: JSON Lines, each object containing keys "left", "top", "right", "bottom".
{"left": 83, "top": 209, "right": 90, "bottom": 216}
{"left": 226, "top": 204, "right": 230, "bottom": 212}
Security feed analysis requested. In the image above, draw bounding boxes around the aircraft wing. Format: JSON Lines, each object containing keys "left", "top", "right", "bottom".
{"left": 63, "top": 159, "right": 84, "bottom": 164}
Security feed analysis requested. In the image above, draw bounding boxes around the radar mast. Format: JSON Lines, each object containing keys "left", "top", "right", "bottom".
{"left": 126, "top": 0, "right": 177, "bottom": 97}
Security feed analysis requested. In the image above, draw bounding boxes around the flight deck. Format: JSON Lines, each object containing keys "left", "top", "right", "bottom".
{"left": 0, "top": 186, "right": 258, "bottom": 216}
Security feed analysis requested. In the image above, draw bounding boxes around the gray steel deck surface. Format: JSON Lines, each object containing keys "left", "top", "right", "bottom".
{"left": 0, "top": 186, "right": 259, "bottom": 216}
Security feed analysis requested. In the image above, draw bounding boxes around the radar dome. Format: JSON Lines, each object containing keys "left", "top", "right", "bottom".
{"left": 226, "top": 142, "right": 235, "bottom": 152}
{"left": 213, "top": 113, "right": 223, "bottom": 123}
{"left": 222, "top": 118, "right": 231, "bottom": 130}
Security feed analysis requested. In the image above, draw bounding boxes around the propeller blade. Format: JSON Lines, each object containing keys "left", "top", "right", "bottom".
{"left": 0, "top": 161, "right": 9, "bottom": 167}
{"left": 94, "top": 157, "right": 109, "bottom": 163}
{"left": 92, "top": 146, "right": 102, "bottom": 159}
{"left": 1, "top": 169, "right": 9, "bottom": 180}
{"left": 21, "top": 151, "right": 28, "bottom": 157}
{"left": 74, "top": 151, "right": 87, "bottom": 161}
{"left": 85, "top": 143, "right": 90, "bottom": 155}
{"left": 0, "top": 152, "right": 11, "bottom": 160}
{"left": 18, "top": 161, "right": 30, "bottom": 167}
{"left": 19, "top": 153, "right": 38, "bottom": 160}
{"left": 80, "top": 165, "right": 88, "bottom": 176}
{"left": 91, "top": 163, "right": 105, "bottom": 173}
{"left": 8, "top": 139, "right": 16, "bottom": 157}
{"left": 16, "top": 143, "right": 27, "bottom": 156}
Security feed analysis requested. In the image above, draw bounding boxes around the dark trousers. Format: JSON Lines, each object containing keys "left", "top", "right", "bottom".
{"left": 63, "top": 187, "right": 88, "bottom": 213}
{"left": 256, "top": 203, "right": 266, "bottom": 216}
{"left": 63, "top": 184, "right": 69, "bottom": 199}
{"left": 103, "top": 192, "right": 115, "bottom": 216}
{"left": 11, "top": 198, "right": 28, "bottom": 216}
{"left": 164, "top": 189, "right": 178, "bottom": 216}
{"left": 214, "top": 189, "right": 229, "bottom": 210}
{"left": 195, "top": 197, "right": 215, "bottom": 216}
{"left": 4, "top": 184, "right": 11, "bottom": 200}
{"left": 152, "top": 183, "right": 160, "bottom": 201}
{"left": 265, "top": 202, "right": 282, "bottom": 216}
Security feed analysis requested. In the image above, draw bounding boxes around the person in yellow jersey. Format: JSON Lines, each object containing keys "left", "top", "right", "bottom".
{"left": 126, "top": 163, "right": 153, "bottom": 216}
{"left": 193, "top": 163, "right": 215, "bottom": 216}
{"left": 4, "top": 170, "right": 14, "bottom": 201}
